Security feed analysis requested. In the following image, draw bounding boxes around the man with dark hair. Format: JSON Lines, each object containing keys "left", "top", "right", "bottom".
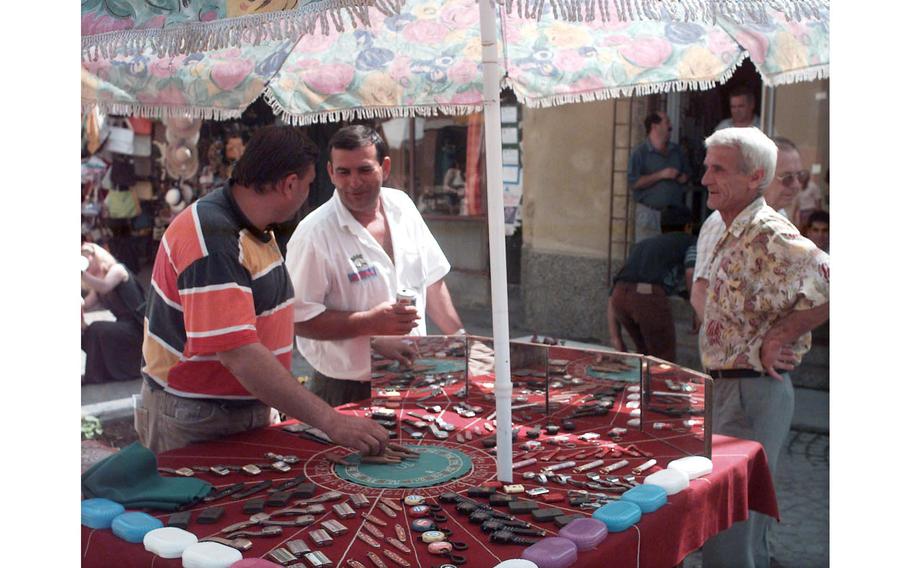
{"left": 803, "top": 209, "right": 829, "bottom": 252}
{"left": 628, "top": 111, "right": 691, "bottom": 242}
{"left": 607, "top": 205, "right": 695, "bottom": 362}
{"left": 715, "top": 85, "right": 760, "bottom": 131}
{"left": 137, "top": 125, "right": 390, "bottom": 455}
{"left": 285, "top": 125, "right": 465, "bottom": 406}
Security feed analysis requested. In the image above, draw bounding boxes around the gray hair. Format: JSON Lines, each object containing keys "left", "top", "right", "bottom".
{"left": 704, "top": 127, "right": 778, "bottom": 191}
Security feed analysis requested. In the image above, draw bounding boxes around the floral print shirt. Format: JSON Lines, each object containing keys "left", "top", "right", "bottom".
{"left": 700, "top": 197, "right": 830, "bottom": 372}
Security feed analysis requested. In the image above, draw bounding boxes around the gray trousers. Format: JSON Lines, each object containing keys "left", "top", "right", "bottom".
{"left": 306, "top": 371, "right": 371, "bottom": 407}
{"left": 134, "top": 382, "right": 271, "bottom": 454}
{"left": 702, "top": 373, "right": 795, "bottom": 568}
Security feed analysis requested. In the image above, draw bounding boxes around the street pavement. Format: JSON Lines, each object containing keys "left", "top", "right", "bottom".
{"left": 81, "top": 291, "right": 829, "bottom": 567}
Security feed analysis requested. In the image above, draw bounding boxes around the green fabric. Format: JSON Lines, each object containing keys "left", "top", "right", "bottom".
{"left": 105, "top": 189, "right": 139, "bottom": 219}
{"left": 334, "top": 445, "right": 472, "bottom": 489}
{"left": 81, "top": 442, "right": 212, "bottom": 511}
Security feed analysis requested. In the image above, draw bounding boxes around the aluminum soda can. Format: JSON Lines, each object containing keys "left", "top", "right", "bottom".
{"left": 396, "top": 288, "right": 417, "bottom": 306}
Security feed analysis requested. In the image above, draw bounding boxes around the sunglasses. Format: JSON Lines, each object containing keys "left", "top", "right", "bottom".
{"left": 775, "top": 170, "right": 810, "bottom": 186}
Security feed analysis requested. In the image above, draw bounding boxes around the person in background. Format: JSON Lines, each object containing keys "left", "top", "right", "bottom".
{"left": 136, "top": 125, "right": 389, "bottom": 455}
{"left": 286, "top": 125, "right": 466, "bottom": 407}
{"left": 803, "top": 209, "right": 829, "bottom": 252}
{"left": 696, "top": 127, "right": 829, "bottom": 568}
{"left": 714, "top": 85, "right": 760, "bottom": 131}
{"left": 607, "top": 205, "right": 695, "bottom": 362}
{"left": 796, "top": 175, "right": 823, "bottom": 227}
{"left": 628, "top": 111, "right": 691, "bottom": 242}
{"left": 81, "top": 242, "right": 146, "bottom": 384}
{"left": 443, "top": 160, "right": 466, "bottom": 215}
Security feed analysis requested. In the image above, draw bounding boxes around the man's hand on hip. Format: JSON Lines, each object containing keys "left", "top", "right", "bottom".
{"left": 759, "top": 335, "right": 798, "bottom": 381}
{"left": 367, "top": 301, "right": 420, "bottom": 335}
{"left": 324, "top": 413, "right": 389, "bottom": 455}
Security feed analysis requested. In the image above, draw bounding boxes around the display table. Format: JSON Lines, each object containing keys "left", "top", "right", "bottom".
{"left": 82, "top": 410, "right": 777, "bottom": 567}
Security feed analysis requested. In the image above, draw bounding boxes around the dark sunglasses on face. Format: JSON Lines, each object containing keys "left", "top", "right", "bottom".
{"left": 775, "top": 170, "right": 810, "bottom": 186}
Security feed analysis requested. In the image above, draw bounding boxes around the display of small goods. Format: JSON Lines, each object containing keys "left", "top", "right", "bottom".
{"left": 82, "top": 335, "right": 713, "bottom": 567}
{"left": 81, "top": 113, "right": 261, "bottom": 246}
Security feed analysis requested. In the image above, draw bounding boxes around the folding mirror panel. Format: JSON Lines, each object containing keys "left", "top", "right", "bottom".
{"left": 368, "top": 336, "right": 711, "bottom": 458}
{"left": 641, "top": 357, "right": 714, "bottom": 458}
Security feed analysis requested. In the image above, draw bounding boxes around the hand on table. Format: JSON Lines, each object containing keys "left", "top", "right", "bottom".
{"left": 325, "top": 413, "right": 389, "bottom": 455}
{"left": 759, "top": 335, "right": 798, "bottom": 381}
{"left": 373, "top": 337, "right": 418, "bottom": 368}
{"left": 367, "top": 301, "right": 420, "bottom": 335}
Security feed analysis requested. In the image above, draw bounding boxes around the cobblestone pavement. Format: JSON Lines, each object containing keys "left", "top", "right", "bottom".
{"left": 683, "top": 430, "right": 830, "bottom": 568}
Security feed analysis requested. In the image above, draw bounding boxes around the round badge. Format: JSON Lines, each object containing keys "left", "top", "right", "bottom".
{"left": 421, "top": 530, "right": 446, "bottom": 543}
{"left": 410, "top": 505, "right": 430, "bottom": 517}
{"left": 428, "top": 541, "right": 454, "bottom": 555}
{"left": 403, "top": 495, "right": 425, "bottom": 506}
{"left": 411, "top": 519, "right": 436, "bottom": 532}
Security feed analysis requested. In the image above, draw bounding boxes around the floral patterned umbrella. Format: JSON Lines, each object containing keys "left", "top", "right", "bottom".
{"left": 80, "top": 0, "right": 828, "bottom": 481}
{"left": 82, "top": 0, "right": 829, "bottom": 121}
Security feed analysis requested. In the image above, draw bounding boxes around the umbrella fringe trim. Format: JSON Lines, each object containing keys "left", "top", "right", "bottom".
{"left": 762, "top": 64, "right": 829, "bottom": 87}
{"left": 263, "top": 89, "right": 482, "bottom": 125}
{"left": 81, "top": 99, "right": 243, "bottom": 121}
{"left": 502, "top": 0, "right": 828, "bottom": 24}
{"left": 81, "top": 0, "right": 384, "bottom": 62}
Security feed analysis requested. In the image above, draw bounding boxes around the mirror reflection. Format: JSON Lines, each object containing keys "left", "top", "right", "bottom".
{"left": 642, "top": 357, "right": 713, "bottom": 458}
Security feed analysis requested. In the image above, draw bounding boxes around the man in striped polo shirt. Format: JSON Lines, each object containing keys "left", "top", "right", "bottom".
{"left": 136, "top": 126, "right": 389, "bottom": 455}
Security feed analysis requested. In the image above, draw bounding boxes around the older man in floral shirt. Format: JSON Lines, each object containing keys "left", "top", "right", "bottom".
{"left": 695, "top": 127, "right": 830, "bottom": 568}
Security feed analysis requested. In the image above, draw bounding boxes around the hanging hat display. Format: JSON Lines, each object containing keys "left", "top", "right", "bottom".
{"left": 164, "top": 117, "right": 201, "bottom": 143}
{"left": 165, "top": 144, "right": 199, "bottom": 180}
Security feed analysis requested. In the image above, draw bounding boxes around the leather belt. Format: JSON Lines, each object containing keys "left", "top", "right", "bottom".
{"left": 707, "top": 369, "right": 767, "bottom": 379}
{"left": 615, "top": 281, "right": 666, "bottom": 296}
{"left": 143, "top": 375, "right": 261, "bottom": 407}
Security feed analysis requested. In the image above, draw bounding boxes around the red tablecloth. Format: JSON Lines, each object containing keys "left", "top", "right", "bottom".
{"left": 82, "top": 426, "right": 776, "bottom": 568}
{"left": 83, "top": 364, "right": 776, "bottom": 567}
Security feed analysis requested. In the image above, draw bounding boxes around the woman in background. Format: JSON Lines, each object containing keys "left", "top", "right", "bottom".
{"left": 81, "top": 242, "right": 146, "bottom": 383}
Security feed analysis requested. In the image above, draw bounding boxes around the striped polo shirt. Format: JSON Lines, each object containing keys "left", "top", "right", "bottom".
{"left": 142, "top": 185, "right": 294, "bottom": 399}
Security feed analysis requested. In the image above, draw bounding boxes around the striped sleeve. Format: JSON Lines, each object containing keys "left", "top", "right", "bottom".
{"left": 178, "top": 251, "right": 259, "bottom": 354}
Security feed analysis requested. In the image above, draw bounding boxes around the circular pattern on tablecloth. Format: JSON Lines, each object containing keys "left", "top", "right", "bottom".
{"left": 333, "top": 444, "right": 473, "bottom": 489}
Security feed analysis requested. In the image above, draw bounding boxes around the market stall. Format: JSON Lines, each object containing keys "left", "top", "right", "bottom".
{"left": 82, "top": 338, "right": 778, "bottom": 567}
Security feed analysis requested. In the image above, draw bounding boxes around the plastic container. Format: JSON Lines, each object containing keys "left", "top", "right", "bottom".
{"left": 182, "top": 541, "right": 243, "bottom": 568}
{"left": 621, "top": 484, "right": 668, "bottom": 513}
{"left": 494, "top": 560, "right": 539, "bottom": 568}
{"left": 81, "top": 498, "right": 125, "bottom": 529}
{"left": 143, "top": 527, "right": 198, "bottom": 558}
{"left": 558, "top": 517, "right": 608, "bottom": 551}
{"left": 521, "top": 537, "right": 578, "bottom": 568}
{"left": 668, "top": 456, "right": 713, "bottom": 480}
{"left": 111, "top": 512, "right": 164, "bottom": 543}
{"left": 593, "top": 501, "right": 642, "bottom": 532}
{"left": 644, "top": 467, "right": 690, "bottom": 495}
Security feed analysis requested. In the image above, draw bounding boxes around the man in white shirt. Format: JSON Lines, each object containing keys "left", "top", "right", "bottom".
{"left": 285, "top": 125, "right": 465, "bottom": 406}
{"left": 714, "top": 86, "right": 761, "bottom": 131}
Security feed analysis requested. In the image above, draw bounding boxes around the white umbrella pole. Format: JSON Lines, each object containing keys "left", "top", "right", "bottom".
{"left": 478, "top": 0, "right": 512, "bottom": 483}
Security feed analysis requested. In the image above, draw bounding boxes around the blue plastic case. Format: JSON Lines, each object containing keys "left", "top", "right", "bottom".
{"left": 81, "top": 498, "right": 125, "bottom": 529}
{"left": 593, "top": 501, "right": 642, "bottom": 532}
{"left": 111, "top": 512, "right": 164, "bottom": 543}
{"left": 621, "top": 484, "right": 668, "bottom": 513}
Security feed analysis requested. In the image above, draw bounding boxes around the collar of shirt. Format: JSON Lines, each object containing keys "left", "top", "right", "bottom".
{"left": 645, "top": 139, "right": 675, "bottom": 156}
{"left": 330, "top": 187, "right": 406, "bottom": 259}
{"left": 223, "top": 182, "right": 272, "bottom": 243}
{"left": 725, "top": 196, "right": 768, "bottom": 239}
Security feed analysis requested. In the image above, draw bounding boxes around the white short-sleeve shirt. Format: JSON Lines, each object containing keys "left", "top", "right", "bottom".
{"left": 285, "top": 187, "right": 451, "bottom": 380}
